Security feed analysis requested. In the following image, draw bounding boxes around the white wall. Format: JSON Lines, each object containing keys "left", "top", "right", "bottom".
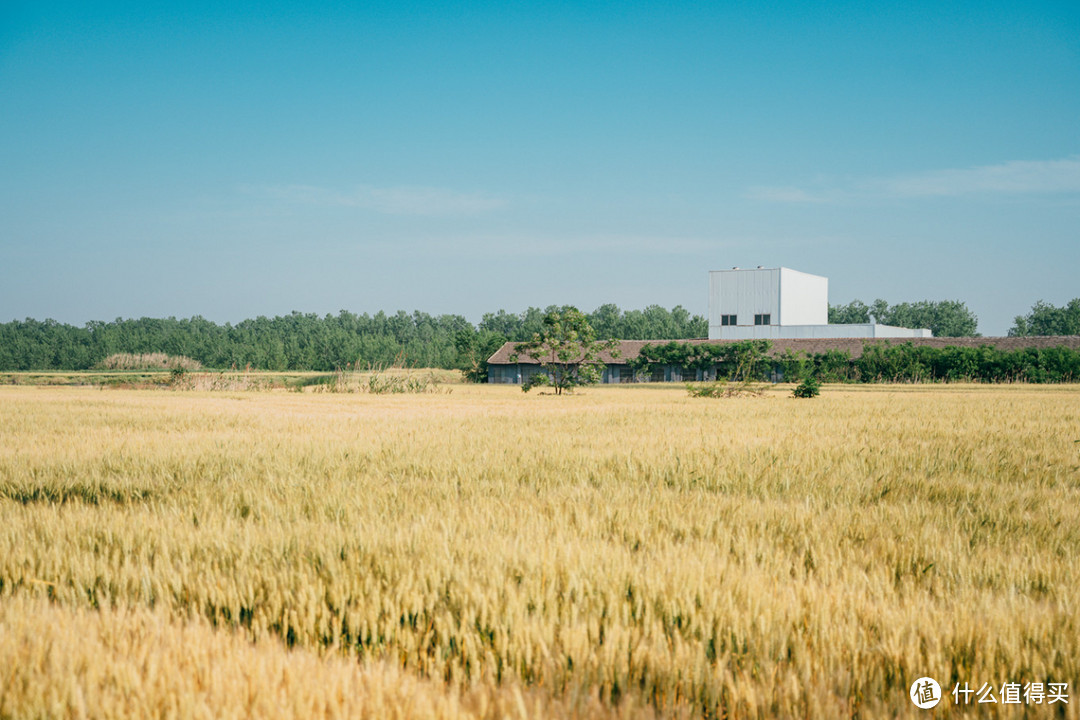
{"left": 708, "top": 268, "right": 780, "bottom": 330}
{"left": 711, "top": 323, "right": 933, "bottom": 339}
{"left": 778, "top": 268, "right": 828, "bottom": 326}
{"left": 709, "top": 266, "right": 829, "bottom": 338}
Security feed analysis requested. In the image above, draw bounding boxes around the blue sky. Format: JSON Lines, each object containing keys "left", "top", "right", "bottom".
{"left": 2, "top": 1, "right": 1078, "bottom": 335}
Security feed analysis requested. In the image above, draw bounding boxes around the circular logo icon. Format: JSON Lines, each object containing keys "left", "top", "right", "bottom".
{"left": 910, "top": 677, "right": 942, "bottom": 709}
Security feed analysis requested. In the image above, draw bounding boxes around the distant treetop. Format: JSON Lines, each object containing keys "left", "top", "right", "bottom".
{"left": 829, "top": 299, "right": 979, "bottom": 337}
{"left": 1009, "top": 299, "right": 1080, "bottom": 337}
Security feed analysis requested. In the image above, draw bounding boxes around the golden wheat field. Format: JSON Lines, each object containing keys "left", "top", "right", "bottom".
{"left": 1, "top": 382, "right": 1078, "bottom": 719}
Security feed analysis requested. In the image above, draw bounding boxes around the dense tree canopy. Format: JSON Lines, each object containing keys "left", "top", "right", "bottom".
{"left": 481, "top": 304, "right": 705, "bottom": 342}
{"left": 1009, "top": 299, "right": 1080, "bottom": 337}
{"left": 635, "top": 340, "right": 1080, "bottom": 384}
{"left": 629, "top": 340, "right": 772, "bottom": 381}
{"left": 829, "top": 299, "right": 979, "bottom": 337}
{"left": 0, "top": 304, "right": 707, "bottom": 373}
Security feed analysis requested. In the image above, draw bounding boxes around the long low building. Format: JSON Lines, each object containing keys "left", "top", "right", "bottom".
{"left": 486, "top": 336, "right": 1080, "bottom": 384}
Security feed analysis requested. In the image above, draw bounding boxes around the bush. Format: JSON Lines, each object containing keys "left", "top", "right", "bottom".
{"left": 792, "top": 377, "right": 820, "bottom": 398}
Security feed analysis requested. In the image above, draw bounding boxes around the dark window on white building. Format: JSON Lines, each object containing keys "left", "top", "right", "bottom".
{"left": 754, "top": 314, "right": 771, "bottom": 325}
{"left": 720, "top": 314, "right": 737, "bottom": 326}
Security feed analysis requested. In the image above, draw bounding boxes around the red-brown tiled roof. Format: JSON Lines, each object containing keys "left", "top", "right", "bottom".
{"left": 486, "top": 337, "right": 1080, "bottom": 365}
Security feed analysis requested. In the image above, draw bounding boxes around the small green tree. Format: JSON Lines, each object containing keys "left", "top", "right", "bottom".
{"left": 511, "top": 308, "right": 618, "bottom": 394}
{"left": 792, "top": 376, "right": 820, "bottom": 398}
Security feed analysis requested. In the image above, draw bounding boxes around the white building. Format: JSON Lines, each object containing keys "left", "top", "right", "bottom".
{"left": 708, "top": 267, "right": 932, "bottom": 340}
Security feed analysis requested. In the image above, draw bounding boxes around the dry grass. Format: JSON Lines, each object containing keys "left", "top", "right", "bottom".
{"left": 0, "top": 384, "right": 1078, "bottom": 718}
{"left": 170, "top": 371, "right": 278, "bottom": 392}
{"left": 306, "top": 366, "right": 456, "bottom": 394}
{"left": 0, "top": 595, "right": 655, "bottom": 720}
{"left": 97, "top": 352, "right": 202, "bottom": 371}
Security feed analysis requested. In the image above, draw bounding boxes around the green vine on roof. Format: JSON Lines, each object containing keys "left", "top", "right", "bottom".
{"left": 628, "top": 340, "right": 772, "bottom": 381}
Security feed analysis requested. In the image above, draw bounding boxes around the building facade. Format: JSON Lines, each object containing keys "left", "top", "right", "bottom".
{"left": 708, "top": 267, "right": 931, "bottom": 340}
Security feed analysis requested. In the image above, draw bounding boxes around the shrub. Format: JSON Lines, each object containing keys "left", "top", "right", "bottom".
{"left": 792, "top": 377, "right": 820, "bottom": 398}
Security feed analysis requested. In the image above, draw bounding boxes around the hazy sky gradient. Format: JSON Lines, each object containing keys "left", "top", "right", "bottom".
{"left": 3, "top": 1, "right": 1078, "bottom": 335}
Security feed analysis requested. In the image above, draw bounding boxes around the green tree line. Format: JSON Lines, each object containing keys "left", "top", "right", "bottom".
{"left": 828, "top": 299, "right": 979, "bottom": 337}
{"left": 829, "top": 297, "right": 1080, "bottom": 338}
{"left": 633, "top": 340, "right": 1080, "bottom": 384}
{"left": 3, "top": 298, "right": 1072, "bottom": 374}
{"left": 777, "top": 344, "right": 1080, "bottom": 383}
{"left": 0, "top": 305, "right": 706, "bottom": 373}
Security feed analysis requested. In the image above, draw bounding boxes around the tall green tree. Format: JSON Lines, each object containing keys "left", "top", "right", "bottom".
{"left": 588, "top": 303, "right": 622, "bottom": 339}
{"left": 511, "top": 308, "right": 618, "bottom": 394}
{"left": 1009, "top": 299, "right": 1080, "bottom": 336}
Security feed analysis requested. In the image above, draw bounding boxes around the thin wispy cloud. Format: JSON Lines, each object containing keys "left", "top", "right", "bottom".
{"left": 747, "top": 156, "right": 1080, "bottom": 203}
{"left": 882, "top": 157, "right": 1080, "bottom": 197}
{"left": 260, "top": 184, "right": 507, "bottom": 216}
{"left": 742, "top": 186, "right": 841, "bottom": 204}
{"left": 359, "top": 232, "right": 732, "bottom": 258}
